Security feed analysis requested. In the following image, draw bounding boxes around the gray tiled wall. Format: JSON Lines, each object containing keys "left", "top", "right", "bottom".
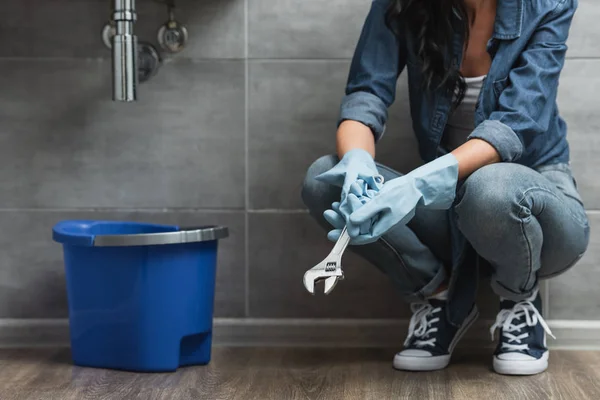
{"left": 0, "top": 0, "right": 598, "bottom": 327}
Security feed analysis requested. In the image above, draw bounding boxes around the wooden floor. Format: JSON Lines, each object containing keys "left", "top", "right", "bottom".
{"left": 0, "top": 348, "right": 599, "bottom": 400}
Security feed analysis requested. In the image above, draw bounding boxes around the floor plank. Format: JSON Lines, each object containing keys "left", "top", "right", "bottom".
{"left": 0, "top": 348, "right": 597, "bottom": 400}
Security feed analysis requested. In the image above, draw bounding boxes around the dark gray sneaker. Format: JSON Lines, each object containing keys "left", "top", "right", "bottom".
{"left": 491, "top": 289, "right": 555, "bottom": 375}
{"left": 393, "top": 295, "right": 478, "bottom": 372}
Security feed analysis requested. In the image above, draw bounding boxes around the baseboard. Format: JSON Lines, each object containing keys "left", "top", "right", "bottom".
{"left": 0, "top": 318, "right": 598, "bottom": 349}
{"left": 0, "top": 319, "right": 70, "bottom": 348}
{"left": 212, "top": 319, "right": 600, "bottom": 350}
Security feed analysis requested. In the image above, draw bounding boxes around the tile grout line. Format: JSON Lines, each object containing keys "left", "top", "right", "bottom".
{"left": 0, "top": 208, "right": 308, "bottom": 213}
{"left": 0, "top": 56, "right": 597, "bottom": 62}
{"left": 243, "top": 56, "right": 599, "bottom": 62}
{"left": 249, "top": 209, "right": 309, "bottom": 214}
{"left": 0, "top": 208, "right": 248, "bottom": 213}
{"left": 0, "top": 208, "right": 597, "bottom": 214}
{"left": 244, "top": 0, "right": 251, "bottom": 318}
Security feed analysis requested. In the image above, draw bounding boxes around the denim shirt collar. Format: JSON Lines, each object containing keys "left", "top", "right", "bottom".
{"left": 493, "top": 0, "right": 523, "bottom": 39}
{"left": 453, "top": 0, "right": 523, "bottom": 39}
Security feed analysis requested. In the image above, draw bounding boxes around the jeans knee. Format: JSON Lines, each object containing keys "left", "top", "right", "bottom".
{"left": 301, "top": 154, "right": 338, "bottom": 211}
{"left": 455, "top": 164, "right": 526, "bottom": 237}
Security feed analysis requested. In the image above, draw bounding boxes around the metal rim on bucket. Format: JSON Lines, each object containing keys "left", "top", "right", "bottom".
{"left": 93, "top": 226, "right": 229, "bottom": 247}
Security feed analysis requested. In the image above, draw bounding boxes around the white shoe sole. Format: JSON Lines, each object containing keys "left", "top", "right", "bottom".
{"left": 493, "top": 351, "right": 549, "bottom": 375}
{"left": 393, "top": 305, "right": 479, "bottom": 372}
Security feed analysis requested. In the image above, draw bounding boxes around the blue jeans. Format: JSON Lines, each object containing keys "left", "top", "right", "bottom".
{"left": 301, "top": 156, "right": 590, "bottom": 302}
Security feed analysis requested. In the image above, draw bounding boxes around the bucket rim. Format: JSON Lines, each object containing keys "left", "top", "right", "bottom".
{"left": 93, "top": 225, "right": 229, "bottom": 247}
{"left": 53, "top": 220, "right": 229, "bottom": 247}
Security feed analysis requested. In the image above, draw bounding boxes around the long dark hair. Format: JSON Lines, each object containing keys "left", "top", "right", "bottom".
{"left": 386, "top": 0, "right": 470, "bottom": 106}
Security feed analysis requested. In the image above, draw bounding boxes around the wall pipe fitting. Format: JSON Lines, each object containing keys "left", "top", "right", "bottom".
{"left": 112, "top": 0, "right": 138, "bottom": 102}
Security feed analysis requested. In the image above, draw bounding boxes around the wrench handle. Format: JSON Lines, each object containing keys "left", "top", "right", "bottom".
{"left": 330, "top": 226, "right": 351, "bottom": 257}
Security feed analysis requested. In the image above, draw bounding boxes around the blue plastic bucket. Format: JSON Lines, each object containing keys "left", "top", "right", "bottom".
{"left": 52, "top": 220, "right": 228, "bottom": 372}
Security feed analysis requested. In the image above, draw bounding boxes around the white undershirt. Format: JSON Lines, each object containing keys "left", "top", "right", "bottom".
{"left": 442, "top": 75, "right": 486, "bottom": 151}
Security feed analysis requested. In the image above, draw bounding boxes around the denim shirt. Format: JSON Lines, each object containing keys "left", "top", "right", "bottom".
{"left": 340, "top": 0, "right": 577, "bottom": 168}
{"left": 339, "top": 0, "right": 578, "bottom": 325}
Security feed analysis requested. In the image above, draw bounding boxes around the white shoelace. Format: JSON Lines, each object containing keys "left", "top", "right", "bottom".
{"left": 490, "top": 300, "right": 556, "bottom": 352}
{"left": 404, "top": 303, "right": 442, "bottom": 348}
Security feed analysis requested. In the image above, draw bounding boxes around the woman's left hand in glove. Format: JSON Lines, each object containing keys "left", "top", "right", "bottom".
{"left": 346, "top": 154, "right": 460, "bottom": 244}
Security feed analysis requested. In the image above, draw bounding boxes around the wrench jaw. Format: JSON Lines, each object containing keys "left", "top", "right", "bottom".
{"left": 303, "top": 271, "right": 317, "bottom": 295}
{"left": 304, "top": 228, "right": 350, "bottom": 295}
{"left": 303, "top": 269, "right": 344, "bottom": 295}
{"left": 323, "top": 276, "right": 339, "bottom": 295}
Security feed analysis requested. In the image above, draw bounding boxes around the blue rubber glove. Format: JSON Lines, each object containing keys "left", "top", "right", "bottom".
{"left": 346, "top": 154, "right": 460, "bottom": 244}
{"left": 323, "top": 201, "right": 375, "bottom": 245}
{"left": 322, "top": 177, "right": 380, "bottom": 244}
{"left": 315, "top": 149, "right": 383, "bottom": 220}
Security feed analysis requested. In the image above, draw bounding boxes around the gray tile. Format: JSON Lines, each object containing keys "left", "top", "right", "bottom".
{"left": 0, "top": 211, "right": 244, "bottom": 318}
{"left": 0, "top": 0, "right": 244, "bottom": 59}
{"left": 248, "top": 61, "right": 420, "bottom": 210}
{"left": 0, "top": 0, "right": 108, "bottom": 59}
{"left": 248, "top": 212, "right": 410, "bottom": 318}
{"left": 172, "top": 0, "right": 245, "bottom": 59}
{"left": 558, "top": 60, "right": 600, "bottom": 209}
{"left": 248, "top": 0, "right": 370, "bottom": 59}
{"left": 569, "top": 0, "right": 600, "bottom": 58}
{"left": 548, "top": 213, "right": 600, "bottom": 320}
{"left": 541, "top": 280, "right": 551, "bottom": 319}
{"left": 0, "top": 59, "right": 245, "bottom": 209}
